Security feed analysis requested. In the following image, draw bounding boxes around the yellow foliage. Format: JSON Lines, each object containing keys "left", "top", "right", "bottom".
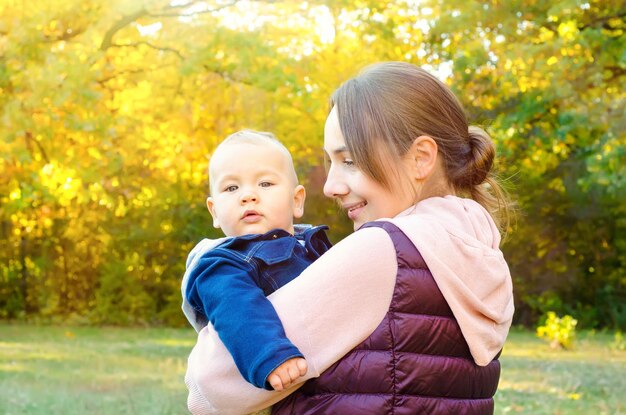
{"left": 558, "top": 21, "right": 578, "bottom": 41}
{"left": 9, "top": 188, "right": 21, "bottom": 200}
{"left": 539, "top": 27, "right": 555, "bottom": 42}
{"left": 547, "top": 178, "right": 566, "bottom": 193}
{"left": 0, "top": 0, "right": 622, "bottom": 326}
{"left": 537, "top": 312, "right": 578, "bottom": 349}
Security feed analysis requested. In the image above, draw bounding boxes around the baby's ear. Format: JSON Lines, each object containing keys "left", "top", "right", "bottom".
{"left": 206, "top": 197, "right": 221, "bottom": 228}
{"left": 292, "top": 185, "right": 306, "bottom": 219}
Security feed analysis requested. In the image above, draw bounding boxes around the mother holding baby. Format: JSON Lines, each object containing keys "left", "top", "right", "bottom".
{"left": 185, "top": 61, "right": 514, "bottom": 415}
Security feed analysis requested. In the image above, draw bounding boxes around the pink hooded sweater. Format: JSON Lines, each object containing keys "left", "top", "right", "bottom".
{"left": 185, "top": 196, "right": 514, "bottom": 415}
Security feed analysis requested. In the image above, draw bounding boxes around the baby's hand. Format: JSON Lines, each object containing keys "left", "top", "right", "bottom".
{"left": 267, "top": 357, "right": 307, "bottom": 391}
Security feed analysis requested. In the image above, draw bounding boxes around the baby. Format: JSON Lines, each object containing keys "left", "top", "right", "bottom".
{"left": 181, "top": 130, "right": 331, "bottom": 392}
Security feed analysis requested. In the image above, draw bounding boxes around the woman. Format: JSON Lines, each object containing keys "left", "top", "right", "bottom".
{"left": 185, "top": 61, "right": 514, "bottom": 415}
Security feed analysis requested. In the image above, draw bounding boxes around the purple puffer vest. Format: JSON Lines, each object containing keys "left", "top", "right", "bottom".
{"left": 273, "top": 221, "right": 500, "bottom": 415}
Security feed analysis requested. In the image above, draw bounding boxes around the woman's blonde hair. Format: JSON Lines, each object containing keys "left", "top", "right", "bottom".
{"left": 330, "top": 61, "right": 512, "bottom": 232}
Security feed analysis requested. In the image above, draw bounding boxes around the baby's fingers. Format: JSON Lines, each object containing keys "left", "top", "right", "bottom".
{"left": 267, "top": 373, "right": 284, "bottom": 391}
{"left": 296, "top": 358, "right": 308, "bottom": 376}
{"left": 286, "top": 363, "right": 301, "bottom": 383}
{"left": 268, "top": 358, "right": 308, "bottom": 391}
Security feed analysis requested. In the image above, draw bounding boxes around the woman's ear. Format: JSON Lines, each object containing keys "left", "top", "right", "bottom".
{"left": 292, "top": 185, "right": 306, "bottom": 219}
{"left": 407, "top": 135, "right": 438, "bottom": 180}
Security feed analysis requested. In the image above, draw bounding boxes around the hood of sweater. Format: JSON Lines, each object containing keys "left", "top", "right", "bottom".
{"left": 181, "top": 237, "right": 230, "bottom": 332}
{"left": 387, "top": 195, "right": 514, "bottom": 366}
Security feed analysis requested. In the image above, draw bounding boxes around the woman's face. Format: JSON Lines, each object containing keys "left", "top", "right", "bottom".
{"left": 323, "top": 107, "right": 416, "bottom": 231}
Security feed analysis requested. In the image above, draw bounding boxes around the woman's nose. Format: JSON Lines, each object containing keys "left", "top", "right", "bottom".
{"left": 323, "top": 166, "right": 349, "bottom": 198}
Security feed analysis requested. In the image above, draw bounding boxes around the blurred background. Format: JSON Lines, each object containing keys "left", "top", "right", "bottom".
{"left": 1, "top": 0, "right": 624, "bottom": 331}
{"left": 2, "top": 1, "right": 625, "bottom": 414}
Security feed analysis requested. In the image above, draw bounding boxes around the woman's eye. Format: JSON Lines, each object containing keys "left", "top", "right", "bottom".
{"left": 343, "top": 159, "right": 355, "bottom": 167}
{"left": 259, "top": 182, "right": 273, "bottom": 188}
{"left": 224, "top": 185, "right": 238, "bottom": 192}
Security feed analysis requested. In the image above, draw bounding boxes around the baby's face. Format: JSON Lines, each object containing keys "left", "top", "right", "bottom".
{"left": 207, "top": 142, "right": 305, "bottom": 237}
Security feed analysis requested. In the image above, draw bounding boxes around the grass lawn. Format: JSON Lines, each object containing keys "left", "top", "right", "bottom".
{"left": 496, "top": 328, "right": 625, "bottom": 414}
{"left": 0, "top": 324, "right": 197, "bottom": 415}
{"left": 1, "top": 324, "right": 624, "bottom": 414}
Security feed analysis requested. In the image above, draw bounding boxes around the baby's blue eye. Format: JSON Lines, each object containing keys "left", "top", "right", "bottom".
{"left": 225, "top": 185, "right": 238, "bottom": 192}
{"left": 259, "top": 182, "right": 273, "bottom": 188}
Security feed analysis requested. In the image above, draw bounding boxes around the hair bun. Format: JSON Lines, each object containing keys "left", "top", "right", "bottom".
{"left": 465, "top": 126, "right": 495, "bottom": 186}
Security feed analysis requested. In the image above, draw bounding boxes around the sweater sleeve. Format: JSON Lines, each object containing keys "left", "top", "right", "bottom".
{"left": 185, "top": 227, "right": 398, "bottom": 415}
{"left": 187, "top": 252, "right": 303, "bottom": 389}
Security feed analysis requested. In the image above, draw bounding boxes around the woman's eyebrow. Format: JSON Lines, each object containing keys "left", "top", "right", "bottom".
{"left": 330, "top": 146, "right": 348, "bottom": 155}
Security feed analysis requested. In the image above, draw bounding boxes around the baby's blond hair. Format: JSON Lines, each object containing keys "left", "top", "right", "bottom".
{"left": 209, "top": 130, "right": 299, "bottom": 194}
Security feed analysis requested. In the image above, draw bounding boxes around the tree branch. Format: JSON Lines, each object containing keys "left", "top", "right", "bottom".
{"left": 25, "top": 131, "right": 50, "bottom": 164}
{"left": 96, "top": 68, "right": 149, "bottom": 86}
{"left": 100, "top": 8, "right": 148, "bottom": 51}
{"left": 99, "top": 1, "right": 239, "bottom": 52}
{"left": 43, "top": 27, "right": 86, "bottom": 43}
{"left": 577, "top": 11, "right": 626, "bottom": 31}
{"left": 605, "top": 65, "right": 626, "bottom": 83}
{"left": 109, "top": 41, "right": 185, "bottom": 59}
{"left": 202, "top": 64, "right": 266, "bottom": 89}
{"left": 147, "top": 1, "right": 238, "bottom": 18}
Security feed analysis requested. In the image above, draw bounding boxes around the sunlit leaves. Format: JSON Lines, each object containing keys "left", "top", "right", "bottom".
{"left": 0, "top": 0, "right": 623, "bottom": 327}
{"left": 425, "top": 0, "right": 625, "bottom": 327}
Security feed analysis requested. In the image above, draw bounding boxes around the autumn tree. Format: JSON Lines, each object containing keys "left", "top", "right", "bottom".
{"left": 1, "top": 0, "right": 624, "bottom": 328}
